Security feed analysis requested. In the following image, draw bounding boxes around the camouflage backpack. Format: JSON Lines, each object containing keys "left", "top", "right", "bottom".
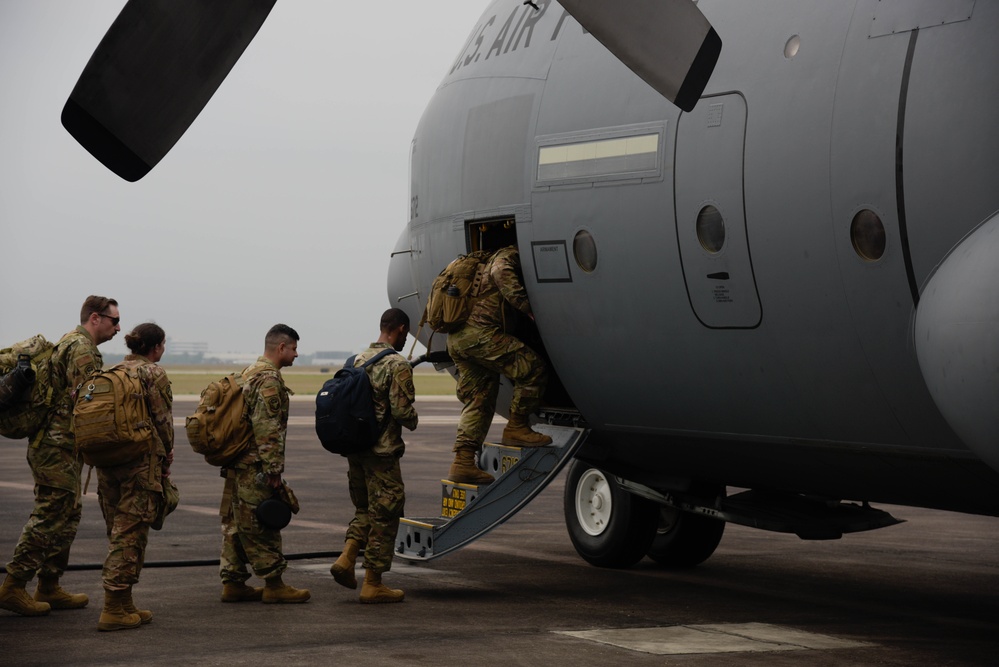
{"left": 185, "top": 371, "right": 253, "bottom": 466}
{"left": 420, "top": 250, "right": 492, "bottom": 334}
{"left": 0, "top": 335, "right": 57, "bottom": 440}
{"left": 73, "top": 364, "right": 155, "bottom": 468}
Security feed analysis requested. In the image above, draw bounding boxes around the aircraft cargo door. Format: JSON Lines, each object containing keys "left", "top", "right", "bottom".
{"left": 674, "top": 93, "right": 761, "bottom": 328}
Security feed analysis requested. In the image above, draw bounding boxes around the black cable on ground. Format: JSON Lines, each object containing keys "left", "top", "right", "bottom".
{"left": 1, "top": 550, "right": 351, "bottom": 574}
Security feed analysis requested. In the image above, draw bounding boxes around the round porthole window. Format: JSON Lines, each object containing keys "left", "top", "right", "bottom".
{"left": 784, "top": 34, "right": 801, "bottom": 59}
{"left": 696, "top": 205, "right": 726, "bottom": 254}
{"left": 573, "top": 229, "right": 598, "bottom": 272}
{"left": 851, "top": 209, "right": 886, "bottom": 261}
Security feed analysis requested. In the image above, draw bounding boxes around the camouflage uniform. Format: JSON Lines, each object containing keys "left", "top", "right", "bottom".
{"left": 5, "top": 326, "right": 101, "bottom": 582}
{"left": 219, "top": 357, "right": 291, "bottom": 583}
{"left": 344, "top": 343, "right": 418, "bottom": 573}
{"left": 96, "top": 355, "right": 173, "bottom": 591}
{"left": 446, "top": 247, "right": 548, "bottom": 452}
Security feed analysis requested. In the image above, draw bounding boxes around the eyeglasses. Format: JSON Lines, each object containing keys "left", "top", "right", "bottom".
{"left": 98, "top": 313, "right": 121, "bottom": 326}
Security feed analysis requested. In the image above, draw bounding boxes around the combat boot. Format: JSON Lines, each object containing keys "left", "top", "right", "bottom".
{"left": 359, "top": 569, "right": 404, "bottom": 604}
{"left": 330, "top": 539, "right": 360, "bottom": 589}
{"left": 447, "top": 447, "right": 495, "bottom": 486}
{"left": 262, "top": 576, "right": 310, "bottom": 604}
{"left": 123, "top": 587, "right": 152, "bottom": 624}
{"left": 0, "top": 574, "right": 51, "bottom": 616}
{"left": 221, "top": 581, "right": 264, "bottom": 603}
{"left": 34, "top": 575, "right": 89, "bottom": 610}
{"left": 97, "top": 589, "right": 141, "bottom": 632}
{"left": 501, "top": 414, "right": 553, "bottom": 448}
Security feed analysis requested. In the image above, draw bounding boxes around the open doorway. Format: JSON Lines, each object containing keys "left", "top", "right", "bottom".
{"left": 465, "top": 218, "right": 576, "bottom": 411}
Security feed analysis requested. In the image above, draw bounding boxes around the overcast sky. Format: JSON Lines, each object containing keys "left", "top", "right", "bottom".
{"left": 0, "top": 1, "right": 488, "bottom": 358}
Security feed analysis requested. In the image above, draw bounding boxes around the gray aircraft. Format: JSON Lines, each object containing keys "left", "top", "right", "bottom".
{"left": 64, "top": 0, "right": 999, "bottom": 570}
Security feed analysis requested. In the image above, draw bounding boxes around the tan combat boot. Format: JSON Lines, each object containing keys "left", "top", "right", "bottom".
{"left": 0, "top": 574, "right": 51, "bottom": 616}
{"left": 34, "top": 575, "right": 89, "bottom": 610}
{"left": 330, "top": 539, "right": 360, "bottom": 589}
{"left": 221, "top": 581, "right": 264, "bottom": 603}
{"left": 123, "top": 587, "right": 152, "bottom": 624}
{"left": 262, "top": 576, "right": 311, "bottom": 604}
{"left": 447, "top": 447, "right": 495, "bottom": 486}
{"left": 97, "top": 589, "right": 141, "bottom": 631}
{"left": 501, "top": 414, "right": 553, "bottom": 448}
{"left": 359, "top": 569, "right": 404, "bottom": 604}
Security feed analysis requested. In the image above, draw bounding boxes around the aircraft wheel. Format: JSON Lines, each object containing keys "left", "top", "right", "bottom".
{"left": 563, "top": 460, "right": 658, "bottom": 568}
{"left": 646, "top": 503, "right": 725, "bottom": 568}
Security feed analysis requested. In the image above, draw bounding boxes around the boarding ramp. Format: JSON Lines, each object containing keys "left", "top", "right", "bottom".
{"left": 396, "top": 423, "right": 587, "bottom": 561}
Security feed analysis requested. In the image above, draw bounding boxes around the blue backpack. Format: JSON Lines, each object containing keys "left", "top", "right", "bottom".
{"left": 315, "top": 349, "right": 396, "bottom": 456}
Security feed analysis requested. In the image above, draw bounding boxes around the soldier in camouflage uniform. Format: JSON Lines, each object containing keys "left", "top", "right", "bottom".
{"left": 1, "top": 295, "right": 120, "bottom": 617}
{"left": 446, "top": 246, "right": 552, "bottom": 486}
{"left": 219, "top": 324, "right": 310, "bottom": 604}
{"left": 95, "top": 323, "right": 174, "bottom": 631}
{"left": 330, "top": 308, "right": 418, "bottom": 603}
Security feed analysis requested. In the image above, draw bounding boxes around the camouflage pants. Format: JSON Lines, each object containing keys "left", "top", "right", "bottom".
{"left": 97, "top": 457, "right": 162, "bottom": 591}
{"left": 4, "top": 444, "right": 82, "bottom": 581}
{"left": 447, "top": 325, "right": 548, "bottom": 452}
{"left": 345, "top": 450, "right": 404, "bottom": 574}
{"left": 219, "top": 466, "right": 286, "bottom": 583}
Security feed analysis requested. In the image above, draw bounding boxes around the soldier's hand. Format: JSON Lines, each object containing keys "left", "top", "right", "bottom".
{"left": 267, "top": 473, "right": 283, "bottom": 490}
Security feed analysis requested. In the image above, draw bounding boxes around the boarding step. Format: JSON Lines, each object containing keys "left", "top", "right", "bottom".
{"left": 397, "top": 423, "right": 588, "bottom": 561}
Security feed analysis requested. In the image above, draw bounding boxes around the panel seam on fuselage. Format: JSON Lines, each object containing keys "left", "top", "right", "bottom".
{"left": 895, "top": 28, "right": 921, "bottom": 306}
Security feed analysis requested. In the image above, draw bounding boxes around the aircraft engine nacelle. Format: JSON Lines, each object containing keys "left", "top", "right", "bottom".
{"left": 915, "top": 211, "right": 999, "bottom": 473}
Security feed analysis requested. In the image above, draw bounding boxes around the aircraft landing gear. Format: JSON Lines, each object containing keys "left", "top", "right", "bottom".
{"left": 646, "top": 501, "right": 725, "bottom": 568}
{"left": 563, "top": 460, "right": 657, "bottom": 568}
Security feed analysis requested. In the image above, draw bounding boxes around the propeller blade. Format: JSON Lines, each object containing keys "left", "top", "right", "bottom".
{"left": 559, "top": 0, "right": 721, "bottom": 112}
{"left": 61, "top": 0, "right": 277, "bottom": 182}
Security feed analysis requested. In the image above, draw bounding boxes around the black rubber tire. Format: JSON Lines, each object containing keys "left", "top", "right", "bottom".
{"left": 646, "top": 504, "right": 725, "bottom": 568}
{"left": 563, "top": 460, "right": 659, "bottom": 568}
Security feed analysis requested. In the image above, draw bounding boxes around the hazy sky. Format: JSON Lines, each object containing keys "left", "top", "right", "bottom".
{"left": 0, "top": 1, "right": 488, "bottom": 358}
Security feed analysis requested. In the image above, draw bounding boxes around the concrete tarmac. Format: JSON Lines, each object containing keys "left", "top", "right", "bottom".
{"left": 1, "top": 396, "right": 997, "bottom": 666}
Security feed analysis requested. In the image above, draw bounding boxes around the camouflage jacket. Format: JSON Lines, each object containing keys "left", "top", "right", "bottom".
{"left": 119, "top": 354, "right": 174, "bottom": 456}
{"left": 238, "top": 356, "right": 290, "bottom": 475}
{"left": 35, "top": 326, "right": 102, "bottom": 450}
{"left": 353, "top": 343, "right": 417, "bottom": 457}
{"left": 466, "top": 246, "right": 533, "bottom": 331}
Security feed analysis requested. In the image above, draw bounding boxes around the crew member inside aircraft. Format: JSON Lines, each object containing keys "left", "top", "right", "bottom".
{"left": 446, "top": 245, "right": 551, "bottom": 485}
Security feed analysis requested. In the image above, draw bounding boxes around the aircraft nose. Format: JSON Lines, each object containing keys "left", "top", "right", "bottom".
{"left": 914, "top": 211, "right": 999, "bottom": 472}
{"left": 386, "top": 228, "right": 422, "bottom": 329}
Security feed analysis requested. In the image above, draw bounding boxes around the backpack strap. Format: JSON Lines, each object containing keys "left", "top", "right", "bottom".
{"left": 355, "top": 348, "right": 399, "bottom": 438}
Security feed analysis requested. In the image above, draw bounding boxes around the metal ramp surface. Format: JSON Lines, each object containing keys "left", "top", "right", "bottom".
{"left": 396, "top": 424, "right": 587, "bottom": 561}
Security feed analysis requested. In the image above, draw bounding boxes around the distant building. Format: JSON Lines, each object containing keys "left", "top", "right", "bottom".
{"left": 312, "top": 351, "right": 354, "bottom": 366}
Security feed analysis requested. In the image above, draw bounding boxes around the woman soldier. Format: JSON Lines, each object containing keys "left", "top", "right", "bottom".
{"left": 96, "top": 323, "right": 174, "bottom": 631}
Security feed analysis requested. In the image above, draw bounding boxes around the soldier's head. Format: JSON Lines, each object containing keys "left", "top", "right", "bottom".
{"left": 379, "top": 308, "right": 410, "bottom": 352}
{"left": 125, "top": 323, "right": 166, "bottom": 362}
{"left": 264, "top": 324, "right": 299, "bottom": 368}
{"left": 81, "top": 295, "right": 120, "bottom": 345}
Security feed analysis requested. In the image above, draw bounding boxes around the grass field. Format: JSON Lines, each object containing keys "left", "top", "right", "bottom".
{"left": 163, "top": 365, "right": 457, "bottom": 396}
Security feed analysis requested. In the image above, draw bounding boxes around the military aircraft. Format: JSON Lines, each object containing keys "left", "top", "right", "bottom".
{"left": 64, "top": 0, "right": 999, "bottom": 569}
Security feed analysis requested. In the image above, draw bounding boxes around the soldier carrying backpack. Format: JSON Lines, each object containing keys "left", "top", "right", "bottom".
{"left": 215, "top": 324, "right": 310, "bottom": 605}
{"left": 80, "top": 322, "right": 176, "bottom": 632}
{"left": 1, "top": 295, "right": 120, "bottom": 619}
{"left": 329, "top": 308, "right": 418, "bottom": 604}
{"left": 443, "top": 246, "right": 553, "bottom": 486}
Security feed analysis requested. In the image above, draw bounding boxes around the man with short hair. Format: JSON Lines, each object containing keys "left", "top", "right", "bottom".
{"left": 1, "top": 295, "right": 120, "bottom": 617}
{"left": 219, "top": 324, "right": 310, "bottom": 604}
{"left": 330, "top": 308, "right": 418, "bottom": 603}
